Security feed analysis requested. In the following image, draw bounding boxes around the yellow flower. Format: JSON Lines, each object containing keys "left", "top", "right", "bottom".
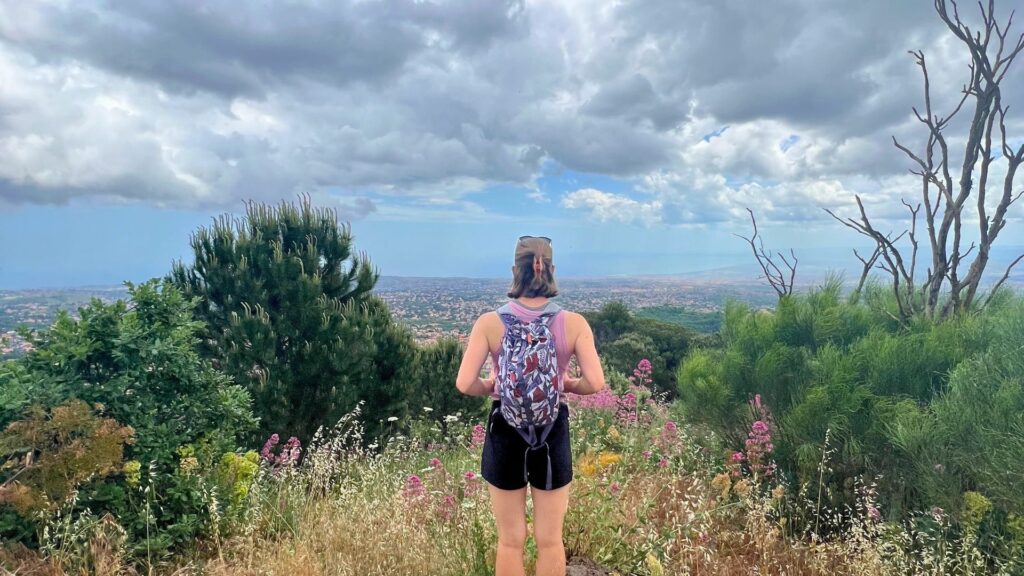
{"left": 772, "top": 485, "right": 786, "bottom": 501}
{"left": 607, "top": 426, "right": 621, "bottom": 442}
{"left": 579, "top": 454, "right": 598, "bottom": 477}
{"left": 734, "top": 479, "right": 752, "bottom": 497}
{"left": 711, "top": 473, "right": 731, "bottom": 500}
{"left": 645, "top": 553, "right": 664, "bottom": 576}
{"left": 123, "top": 460, "right": 142, "bottom": 488}
{"left": 598, "top": 451, "right": 622, "bottom": 468}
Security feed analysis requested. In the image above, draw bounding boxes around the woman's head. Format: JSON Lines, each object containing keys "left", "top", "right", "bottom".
{"left": 508, "top": 235, "right": 558, "bottom": 298}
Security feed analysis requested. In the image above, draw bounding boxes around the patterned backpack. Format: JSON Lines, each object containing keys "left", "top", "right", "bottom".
{"left": 493, "top": 302, "right": 562, "bottom": 453}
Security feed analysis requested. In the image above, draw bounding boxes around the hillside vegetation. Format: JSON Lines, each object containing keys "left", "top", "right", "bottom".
{"left": 2, "top": 198, "right": 1023, "bottom": 575}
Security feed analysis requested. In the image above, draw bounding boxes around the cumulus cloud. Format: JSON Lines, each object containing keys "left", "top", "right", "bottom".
{"left": 0, "top": 0, "right": 1020, "bottom": 225}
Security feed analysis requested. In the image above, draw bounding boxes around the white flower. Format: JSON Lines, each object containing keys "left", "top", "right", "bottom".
{"left": 387, "top": 416, "right": 399, "bottom": 422}
{"left": 444, "top": 415, "right": 459, "bottom": 423}
{"left": 422, "top": 407, "right": 433, "bottom": 412}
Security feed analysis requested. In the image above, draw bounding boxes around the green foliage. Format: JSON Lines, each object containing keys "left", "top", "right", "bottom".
{"left": 0, "top": 360, "right": 34, "bottom": 430}
{"left": 168, "top": 196, "right": 415, "bottom": 443}
{"left": 15, "top": 280, "right": 255, "bottom": 465}
{"left": 0, "top": 280, "right": 255, "bottom": 555}
{"left": 634, "top": 305, "right": 723, "bottom": 333}
{"left": 0, "top": 400, "right": 134, "bottom": 515}
{"left": 584, "top": 301, "right": 696, "bottom": 396}
{"left": 889, "top": 297, "right": 1024, "bottom": 521}
{"left": 215, "top": 451, "right": 260, "bottom": 514}
{"left": 677, "top": 280, "right": 1005, "bottom": 525}
{"left": 404, "top": 337, "right": 487, "bottom": 436}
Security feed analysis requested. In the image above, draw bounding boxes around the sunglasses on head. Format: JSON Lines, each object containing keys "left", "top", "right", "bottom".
{"left": 518, "top": 235, "right": 552, "bottom": 243}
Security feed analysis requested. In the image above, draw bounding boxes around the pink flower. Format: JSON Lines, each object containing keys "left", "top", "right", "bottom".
{"left": 403, "top": 475, "right": 426, "bottom": 502}
{"left": 261, "top": 433, "right": 280, "bottom": 462}
{"left": 470, "top": 424, "right": 486, "bottom": 448}
{"left": 261, "top": 433, "right": 301, "bottom": 473}
{"left": 731, "top": 452, "right": 746, "bottom": 462}
{"left": 429, "top": 457, "right": 443, "bottom": 470}
{"left": 664, "top": 421, "right": 678, "bottom": 433}
{"left": 610, "top": 482, "right": 621, "bottom": 496}
{"left": 642, "top": 450, "right": 651, "bottom": 460}
{"left": 463, "top": 471, "right": 480, "bottom": 498}
{"left": 436, "top": 494, "right": 458, "bottom": 521}
{"left": 657, "top": 458, "right": 668, "bottom": 469}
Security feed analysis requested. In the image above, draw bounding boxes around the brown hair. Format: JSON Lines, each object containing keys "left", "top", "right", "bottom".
{"left": 507, "top": 237, "right": 559, "bottom": 298}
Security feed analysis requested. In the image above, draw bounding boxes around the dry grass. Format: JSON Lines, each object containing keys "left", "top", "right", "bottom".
{"left": 4, "top": 403, "right": 1017, "bottom": 576}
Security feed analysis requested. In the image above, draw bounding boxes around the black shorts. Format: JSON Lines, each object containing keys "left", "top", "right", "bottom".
{"left": 481, "top": 400, "right": 573, "bottom": 491}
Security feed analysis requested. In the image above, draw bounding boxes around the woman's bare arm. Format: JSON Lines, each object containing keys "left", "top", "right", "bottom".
{"left": 563, "top": 313, "right": 605, "bottom": 395}
{"left": 456, "top": 313, "right": 497, "bottom": 397}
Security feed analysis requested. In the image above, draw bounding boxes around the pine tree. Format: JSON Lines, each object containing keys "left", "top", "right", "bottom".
{"left": 168, "top": 195, "right": 414, "bottom": 443}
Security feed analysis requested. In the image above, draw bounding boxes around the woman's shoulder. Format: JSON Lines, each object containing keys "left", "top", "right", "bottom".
{"left": 559, "top": 310, "right": 590, "bottom": 331}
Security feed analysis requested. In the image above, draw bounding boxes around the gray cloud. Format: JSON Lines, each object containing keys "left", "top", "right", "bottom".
{"left": 0, "top": 0, "right": 1020, "bottom": 223}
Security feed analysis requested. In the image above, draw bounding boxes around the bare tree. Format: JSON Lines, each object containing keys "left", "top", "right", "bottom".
{"left": 736, "top": 208, "right": 798, "bottom": 298}
{"left": 828, "top": 0, "right": 1024, "bottom": 321}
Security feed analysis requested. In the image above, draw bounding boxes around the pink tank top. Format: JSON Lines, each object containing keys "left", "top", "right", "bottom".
{"left": 489, "top": 300, "right": 571, "bottom": 401}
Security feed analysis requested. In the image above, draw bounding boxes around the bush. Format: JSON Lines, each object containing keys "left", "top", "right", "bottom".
{"left": 0, "top": 280, "right": 256, "bottom": 555}
{"left": 677, "top": 280, "right": 1000, "bottom": 523}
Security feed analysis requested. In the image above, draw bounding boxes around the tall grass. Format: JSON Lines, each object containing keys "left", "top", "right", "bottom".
{"left": 4, "top": 376, "right": 1017, "bottom": 575}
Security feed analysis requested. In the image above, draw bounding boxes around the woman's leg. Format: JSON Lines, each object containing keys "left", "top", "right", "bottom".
{"left": 489, "top": 483, "right": 528, "bottom": 576}
{"left": 531, "top": 482, "right": 571, "bottom": 576}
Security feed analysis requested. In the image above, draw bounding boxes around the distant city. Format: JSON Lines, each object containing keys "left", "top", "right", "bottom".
{"left": 4, "top": 262, "right": 1023, "bottom": 358}
{"left": 0, "top": 274, "right": 783, "bottom": 358}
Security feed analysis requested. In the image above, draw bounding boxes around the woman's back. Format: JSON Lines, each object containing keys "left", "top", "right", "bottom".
{"left": 486, "top": 299, "right": 573, "bottom": 399}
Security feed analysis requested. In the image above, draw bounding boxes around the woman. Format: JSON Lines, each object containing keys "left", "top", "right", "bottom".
{"left": 456, "top": 235, "right": 605, "bottom": 576}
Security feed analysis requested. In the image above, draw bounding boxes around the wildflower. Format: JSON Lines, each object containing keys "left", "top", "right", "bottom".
{"left": 738, "top": 398, "right": 776, "bottom": 480}
{"left": 711, "top": 473, "right": 731, "bottom": 500}
{"left": 867, "top": 506, "right": 882, "bottom": 523}
{"left": 422, "top": 407, "right": 433, "bottom": 412}
{"left": 645, "top": 552, "right": 664, "bottom": 576}
{"left": 610, "top": 481, "right": 621, "bottom": 496}
{"left": 123, "top": 460, "right": 142, "bottom": 488}
{"left": 436, "top": 494, "right": 458, "bottom": 521}
{"left": 598, "top": 451, "right": 622, "bottom": 468}
{"left": 607, "top": 426, "right": 621, "bottom": 441}
{"left": 261, "top": 433, "right": 280, "bottom": 462}
{"left": 281, "top": 436, "right": 301, "bottom": 467}
{"left": 470, "top": 424, "right": 486, "bottom": 448}
{"left": 642, "top": 450, "right": 651, "bottom": 460}
{"left": 657, "top": 458, "right": 668, "bottom": 469}
{"left": 772, "top": 485, "right": 786, "bottom": 501}
{"left": 179, "top": 456, "right": 199, "bottom": 476}
{"left": 387, "top": 416, "right": 399, "bottom": 422}
{"left": 429, "top": 457, "right": 443, "bottom": 470}
{"left": 579, "top": 454, "right": 598, "bottom": 477}
{"left": 404, "top": 475, "right": 426, "bottom": 502}
{"left": 444, "top": 414, "right": 459, "bottom": 423}
{"left": 733, "top": 479, "right": 752, "bottom": 497}
{"left": 463, "top": 471, "right": 480, "bottom": 498}
{"left": 664, "top": 421, "right": 678, "bottom": 433}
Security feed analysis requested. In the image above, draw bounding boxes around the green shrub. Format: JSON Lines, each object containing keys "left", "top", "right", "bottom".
{"left": 676, "top": 280, "right": 1004, "bottom": 526}
{"left": 1, "top": 280, "right": 255, "bottom": 556}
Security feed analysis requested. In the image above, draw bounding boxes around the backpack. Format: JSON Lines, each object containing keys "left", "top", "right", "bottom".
{"left": 493, "top": 302, "right": 562, "bottom": 449}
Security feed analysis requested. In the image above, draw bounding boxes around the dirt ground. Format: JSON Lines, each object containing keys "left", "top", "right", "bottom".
{"left": 566, "top": 556, "right": 614, "bottom": 576}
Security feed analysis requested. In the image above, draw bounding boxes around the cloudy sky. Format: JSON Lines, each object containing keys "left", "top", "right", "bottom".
{"left": 1, "top": 0, "right": 1022, "bottom": 289}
